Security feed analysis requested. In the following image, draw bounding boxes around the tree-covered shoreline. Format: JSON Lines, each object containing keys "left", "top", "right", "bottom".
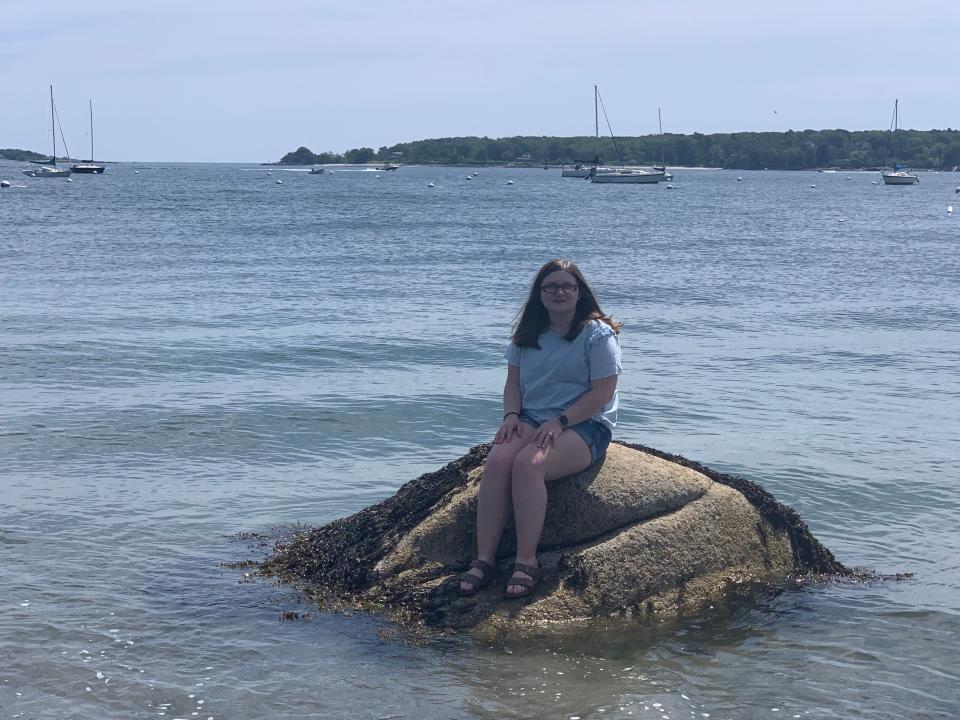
{"left": 7, "top": 126, "right": 960, "bottom": 170}
{"left": 0, "top": 148, "right": 57, "bottom": 162}
{"left": 280, "top": 128, "right": 960, "bottom": 171}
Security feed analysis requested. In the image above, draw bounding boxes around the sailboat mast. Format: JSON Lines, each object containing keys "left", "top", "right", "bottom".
{"left": 50, "top": 85, "right": 56, "bottom": 163}
{"left": 889, "top": 98, "right": 900, "bottom": 166}
{"left": 594, "top": 85, "right": 599, "bottom": 139}
{"left": 659, "top": 108, "right": 664, "bottom": 166}
{"left": 593, "top": 85, "right": 599, "bottom": 166}
{"left": 89, "top": 99, "right": 94, "bottom": 161}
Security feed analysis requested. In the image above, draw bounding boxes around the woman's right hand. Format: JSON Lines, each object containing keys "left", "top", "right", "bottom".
{"left": 495, "top": 415, "right": 524, "bottom": 444}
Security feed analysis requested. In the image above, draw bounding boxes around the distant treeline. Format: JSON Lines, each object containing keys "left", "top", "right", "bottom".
{"left": 281, "top": 128, "right": 960, "bottom": 170}
{"left": 0, "top": 148, "right": 52, "bottom": 162}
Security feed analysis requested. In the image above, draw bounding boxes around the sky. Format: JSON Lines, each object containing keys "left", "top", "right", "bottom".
{"left": 3, "top": 1, "right": 957, "bottom": 162}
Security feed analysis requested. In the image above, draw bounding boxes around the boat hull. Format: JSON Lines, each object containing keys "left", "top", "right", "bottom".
{"left": 591, "top": 170, "right": 663, "bottom": 184}
{"left": 561, "top": 168, "right": 592, "bottom": 178}
{"left": 71, "top": 164, "right": 105, "bottom": 174}
{"left": 881, "top": 172, "right": 919, "bottom": 185}
{"left": 22, "top": 166, "right": 71, "bottom": 178}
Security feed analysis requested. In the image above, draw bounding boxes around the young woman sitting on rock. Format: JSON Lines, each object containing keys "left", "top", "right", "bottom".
{"left": 459, "top": 259, "right": 622, "bottom": 599}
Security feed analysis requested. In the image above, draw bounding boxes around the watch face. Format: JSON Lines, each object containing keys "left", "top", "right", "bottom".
{"left": 559, "top": 414, "right": 569, "bottom": 427}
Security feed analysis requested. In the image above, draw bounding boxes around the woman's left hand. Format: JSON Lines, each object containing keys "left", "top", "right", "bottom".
{"left": 534, "top": 418, "right": 564, "bottom": 450}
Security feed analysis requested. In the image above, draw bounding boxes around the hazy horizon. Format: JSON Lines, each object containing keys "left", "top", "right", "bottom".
{"left": 5, "top": 1, "right": 957, "bottom": 163}
{"left": 8, "top": 124, "right": 959, "bottom": 167}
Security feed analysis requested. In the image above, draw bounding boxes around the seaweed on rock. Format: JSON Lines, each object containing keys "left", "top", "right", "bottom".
{"left": 260, "top": 442, "right": 851, "bottom": 631}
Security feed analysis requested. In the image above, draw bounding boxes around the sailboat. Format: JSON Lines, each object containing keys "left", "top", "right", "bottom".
{"left": 561, "top": 85, "right": 612, "bottom": 178}
{"left": 560, "top": 161, "right": 593, "bottom": 178}
{"left": 591, "top": 167, "right": 663, "bottom": 183}
{"left": 881, "top": 99, "right": 919, "bottom": 185}
{"left": 72, "top": 100, "right": 105, "bottom": 174}
{"left": 22, "top": 86, "right": 71, "bottom": 178}
{"left": 590, "top": 87, "right": 664, "bottom": 184}
{"left": 652, "top": 108, "right": 673, "bottom": 181}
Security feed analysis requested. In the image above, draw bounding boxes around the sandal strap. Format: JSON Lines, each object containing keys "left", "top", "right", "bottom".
{"left": 458, "top": 559, "right": 495, "bottom": 588}
{"left": 469, "top": 559, "right": 495, "bottom": 575}
{"left": 510, "top": 562, "right": 541, "bottom": 580}
{"left": 505, "top": 575, "right": 536, "bottom": 590}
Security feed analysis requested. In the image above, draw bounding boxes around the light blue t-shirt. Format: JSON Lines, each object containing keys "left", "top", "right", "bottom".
{"left": 505, "top": 319, "right": 622, "bottom": 431}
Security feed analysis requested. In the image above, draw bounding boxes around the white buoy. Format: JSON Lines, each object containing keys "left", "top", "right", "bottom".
{"left": 955, "top": 186, "right": 960, "bottom": 193}
{"left": 267, "top": 171, "right": 272, "bottom": 176}
{"left": 134, "top": 170, "right": 140, "bottom": 174}
{"left": 838, "top": 219, "right": 846, "bottom": 223}
{"left": 427, "top": 182, "right": 435, "bottom": 188}
{"left": 666, "top": 184, "right": 674, "bottom": 189}
{"left": 466, "top": 175, "right": 472, "bottom": 180}
{"left": 376, "top": 174, "right": 381, "bottom": 178}
{"left": 506, "top": 180, "right": 514, "bottom": 185}
{"left": 472, "top": 171, "right": 479, "bottom": 177}
{"left": 949, "top": 206, "right": 954, "bottom": 214}
{"left": 810, "top": 184, "right": 816, "bottom": 188}
{"left": 0, "top": 180, "right": 10, "bottom": 188}
{"left": 67, "top": 178, "right": 73, "bottom": 182}
{"left": 736, "top": 176, "right": 743, "bottom": 181}
{"left": 871, "top": 180, "right": 878, "bottom": 185}
{"left": 276, "top": 179, "right": 283, "bottom": 184}
{"left": 846, "top": 176, "right": 852, "bottom": 180}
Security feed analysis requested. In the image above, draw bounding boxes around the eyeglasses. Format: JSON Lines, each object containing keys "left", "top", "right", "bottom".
{"left": 541, "top": 282, "right": 579, "bottom": 294}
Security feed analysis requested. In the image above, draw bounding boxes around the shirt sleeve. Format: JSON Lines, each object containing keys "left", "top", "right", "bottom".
{"left": 587, "top": 323, "right": 622, "bottom": 381}
{"left": 504, "top": 342, "right": 521, "bottom": 367}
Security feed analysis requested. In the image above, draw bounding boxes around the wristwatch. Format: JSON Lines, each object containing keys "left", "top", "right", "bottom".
{"left": 558, "top": 414, "right": 570, "bottom": 430}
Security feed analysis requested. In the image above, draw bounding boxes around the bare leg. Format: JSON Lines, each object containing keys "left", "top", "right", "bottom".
{"left": 459, "top": 423, "right": 536, "bottom": 593}
{"left": 507, "top": 430, "right": 592, "bottom": 595}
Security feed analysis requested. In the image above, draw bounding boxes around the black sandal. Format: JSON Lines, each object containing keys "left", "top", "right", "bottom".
{"left": 503, "top": 562, "right": 541, "bottom": 599}
{"left": 457, "top": 559, "right": 496, "bottom": 597}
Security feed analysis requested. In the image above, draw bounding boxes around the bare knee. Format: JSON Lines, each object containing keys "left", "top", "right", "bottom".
{"left": 511, "top": 449, "right": 546, "bottom": 483}
{"left": 482, "top": 446, "right": 516, "bottom": 484}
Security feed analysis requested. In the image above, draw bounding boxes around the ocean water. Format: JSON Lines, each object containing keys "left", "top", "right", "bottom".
{"left": 1, "top": 161, "right": 958, "bottom": 719}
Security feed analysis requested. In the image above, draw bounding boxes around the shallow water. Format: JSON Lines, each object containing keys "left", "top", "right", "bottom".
{"left": 1, "top": 162, "right": 958, "bottom": 718}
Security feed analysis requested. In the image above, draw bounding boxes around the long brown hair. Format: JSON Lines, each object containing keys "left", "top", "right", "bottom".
{"left": 511, "top": 259, "right": 622, "bottom": 348}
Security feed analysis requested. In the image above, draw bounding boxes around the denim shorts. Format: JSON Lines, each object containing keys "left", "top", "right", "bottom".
{"left": 518, "top": 411, "right": 612, "bottom": 463}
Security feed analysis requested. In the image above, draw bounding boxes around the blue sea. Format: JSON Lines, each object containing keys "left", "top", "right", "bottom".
{"left": 1, "top": 162, "right": 958, "bottom": 719}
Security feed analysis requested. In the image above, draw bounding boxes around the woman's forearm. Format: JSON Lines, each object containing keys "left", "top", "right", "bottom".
{"left": 560, "top": 381, "right": 616, "bottom": 425}
{"left": 503, "top": 381, "right": 523, "bottom": 416}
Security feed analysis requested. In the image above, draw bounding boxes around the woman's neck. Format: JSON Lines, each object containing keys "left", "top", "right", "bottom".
{"left": 547, "top": 309, "right": 576, "bottom": 335}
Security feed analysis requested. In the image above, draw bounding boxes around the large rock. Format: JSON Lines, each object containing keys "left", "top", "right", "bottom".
{"left": 261, "top": 442, "right": 849, "bottom": 631}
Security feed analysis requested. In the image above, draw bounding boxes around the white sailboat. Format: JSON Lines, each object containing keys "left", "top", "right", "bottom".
{"left": 881, "top": 99, "right": 919, "bottom": 186}
{"left": 587, "top": 86, "right": 664, "bottom": 184}
{"left": 652, "top": 108, "right": 673, "bottom": 181}
{"left": 560, "top": 162, "right": 595, "bottom": 178}
{"left": 562, "top": 86, "right": 608, "bottom": 178}
{"left": 72, "top": 99, "right": 105, "bottom": 174}
{"left": 22, "top": 86, "right": 71, "bottom": 178}
{"left": 591, "top": 167, "right": 663, "bottom": 184}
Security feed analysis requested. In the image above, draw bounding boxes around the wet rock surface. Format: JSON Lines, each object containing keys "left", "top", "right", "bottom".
{"left": 260, "top": 442, "right": 850, "bottom": 631}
